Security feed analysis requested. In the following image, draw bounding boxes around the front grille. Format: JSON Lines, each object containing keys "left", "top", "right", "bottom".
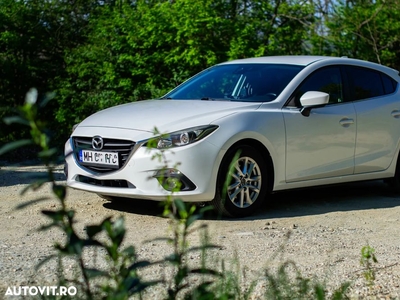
{"left": 73, "top": 137, "right": 135, "bottom": 173}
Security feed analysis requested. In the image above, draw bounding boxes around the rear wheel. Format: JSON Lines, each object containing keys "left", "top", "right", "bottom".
{"left": 212, "top": 145, "right": 268, "bottom": 217}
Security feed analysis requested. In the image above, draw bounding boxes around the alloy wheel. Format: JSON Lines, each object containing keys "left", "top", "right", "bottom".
{"left": 227, "top": 156, "right": 262, "bottom": 208}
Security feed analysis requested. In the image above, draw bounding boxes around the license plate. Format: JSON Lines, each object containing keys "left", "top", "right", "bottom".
{"left": 79, "top": 150, "right": 119, "bottom": 168}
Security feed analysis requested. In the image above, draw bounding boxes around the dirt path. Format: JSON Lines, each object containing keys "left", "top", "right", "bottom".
{"left": 1, "top": 163, "right": 400, "bottom": 299}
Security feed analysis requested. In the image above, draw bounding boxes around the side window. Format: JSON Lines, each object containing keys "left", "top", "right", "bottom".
{"left": 345, "top": 66, "right": 393, "bottom": 101}
{"left": 381, "top": 73, "right": 397, "bottom": 94}
{"left": 291, "top": 66, "right": 343, "bottom": 107}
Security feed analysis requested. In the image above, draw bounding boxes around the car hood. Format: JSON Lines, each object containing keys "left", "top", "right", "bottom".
{"left": 78, "top": 99, "right": 261, "bottom": 133}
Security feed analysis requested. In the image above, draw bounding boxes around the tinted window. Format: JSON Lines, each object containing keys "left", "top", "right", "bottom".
{"left": 345, "top": 66, "right": 393, "bottom": 100}
{"left": 164, "top": 64, "right": 303, "bottom": 102}
{"left": 381, "top": 73, "right": 397, "bottom": 94}
{"left": 291, "top": 66, "right": 343, "bottom": 106}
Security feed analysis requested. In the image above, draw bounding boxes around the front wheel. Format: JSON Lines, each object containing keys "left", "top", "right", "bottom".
{"left": 212, "top": 146, "right": 268, "bottom": 217}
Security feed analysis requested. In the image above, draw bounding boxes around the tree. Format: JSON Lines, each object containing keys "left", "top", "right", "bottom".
{"left": 228, "top": 0, "right": 315, "bottom": 58}
{"left": 0, "top": 0, "right": 98, "bottom": 144}
{"left": 325, "top": 0, "right": 400, "bottom": 69}
{"left": 55, "top": 0, "right": 316, "bottom": 132}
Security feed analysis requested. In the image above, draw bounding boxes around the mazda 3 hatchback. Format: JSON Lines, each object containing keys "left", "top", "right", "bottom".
{"left": 65, "top": 56, "right": 400, "bottom": 217}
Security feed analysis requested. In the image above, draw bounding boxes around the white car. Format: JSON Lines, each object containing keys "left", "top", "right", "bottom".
{"left": 65, "top": 56, "right": 400, "bottom": 217}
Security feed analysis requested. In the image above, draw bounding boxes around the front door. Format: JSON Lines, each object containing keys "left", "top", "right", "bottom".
{"left": 283, "top": 104, "right": 356, "bottom": 182}
{"left": 283, "top": 65, "right": 356, "bottom": 182}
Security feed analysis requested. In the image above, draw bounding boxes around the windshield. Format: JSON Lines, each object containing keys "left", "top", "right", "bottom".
{"left": 164, "top": 63, "right": 304, "bottom": 102}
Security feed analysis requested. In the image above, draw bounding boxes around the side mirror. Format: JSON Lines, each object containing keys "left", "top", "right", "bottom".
{"left": 299, "top": 91, "right": 329, "bottom": 117}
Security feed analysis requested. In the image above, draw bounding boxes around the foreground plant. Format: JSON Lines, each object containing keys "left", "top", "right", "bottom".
{"left": 146, "top": 131, "right": 231, "bottom": 299}
{"left": 0, "top": 88, "right": 362, "bottom": 299}
{"left": 360, "top": 245, "right": 378, "bottom": 287}
{"left": 263, "top": 260, "right": 350, "bottom": 300}
{"left": 0, "top": 89, "right": 235, "bottom": 299}
{"left": 0, "top": 89, "right": 156, "bottom": 299}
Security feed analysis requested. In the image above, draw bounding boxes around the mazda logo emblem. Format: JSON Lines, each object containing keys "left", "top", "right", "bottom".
{"left": 92, "top": 136, "right": 104, "bottom": 150}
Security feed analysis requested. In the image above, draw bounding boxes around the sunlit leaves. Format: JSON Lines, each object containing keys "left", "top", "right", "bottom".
{"left": 326, "top": 0, "right": 400, "bottom": 68}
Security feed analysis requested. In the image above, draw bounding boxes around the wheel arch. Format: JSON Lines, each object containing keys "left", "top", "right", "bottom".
{"left": 218, "top": 138, "right": 275, "bottom": 194}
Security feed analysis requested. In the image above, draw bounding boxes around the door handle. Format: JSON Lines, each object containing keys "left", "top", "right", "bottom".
{"left": 391, "top": 110, "right": 400, "bottom": 118}
{"left": 339, "top": 118, "right": 354, "bottom": 127}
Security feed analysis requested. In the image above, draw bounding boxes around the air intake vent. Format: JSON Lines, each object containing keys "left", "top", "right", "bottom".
{"left": 77, "top": 175, "right": 130, "bottom": 188}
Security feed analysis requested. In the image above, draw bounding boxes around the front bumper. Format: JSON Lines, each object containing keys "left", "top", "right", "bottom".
{"left": 64, "top": 135, "right": 221, "bottom": 202}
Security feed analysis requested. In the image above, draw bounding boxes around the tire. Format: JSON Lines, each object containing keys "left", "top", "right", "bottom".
{"left": 212, "top": 145, "right": 268, "bottom": 217}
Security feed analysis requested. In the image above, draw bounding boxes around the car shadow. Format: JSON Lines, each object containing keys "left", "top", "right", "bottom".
{"left": 246, "top": 179, "right": 400, "bottom": 221}
{"left": 101, "top": 180, "right": 400, "bottom": 220}
{"left": 102, "top": 197, "right": 166, "bottom": 217}
{"left": 0, "top": 165, "right": 66, "bottom": 187}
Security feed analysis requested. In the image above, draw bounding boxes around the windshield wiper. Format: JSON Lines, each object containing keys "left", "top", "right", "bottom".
{"left": 201, "top": 97, "right": 231, "bottom": 101}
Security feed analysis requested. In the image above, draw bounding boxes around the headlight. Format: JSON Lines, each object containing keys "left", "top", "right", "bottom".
{"left": 148, "top": 125, "right": 218, "bottom": 149}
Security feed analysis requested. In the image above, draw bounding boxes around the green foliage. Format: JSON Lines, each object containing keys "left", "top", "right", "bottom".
{"left": 54, "top": 0, "right": 316, "bottom": 132}
{"left": 2, "top": 0, "right": 399, "bottom": 293}
{"left": 263, "top": 261, "right": 350, "bottom": 300}
{"left": 0, "top": 0, "right": 98, "bottom": 145}
{"left": 1, "top": 0, "right": 400, "bottom": 147}
{"left": 159, "top": 199, "right": 224, "bottom": 299}
{"left": 0, "top": 88, "right": 56, "bottom": 162}
{"left": 360, "top": 245, "right": 378, "bottom": 286}
{"left": 228, "top": 0, "right": 315, "bottom": 59}
{"left": 325, "top": 0, "right": 400, "bottom": 68}
{"left": 2, "top": 89, "right": 157, "bottom": 299}
{"left": 1, "top": 89, "right": 358, "bottom": 299}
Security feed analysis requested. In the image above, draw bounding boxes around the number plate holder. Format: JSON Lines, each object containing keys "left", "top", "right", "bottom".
{"left": 79, "top": 149, "right": 119, "bottom": 169}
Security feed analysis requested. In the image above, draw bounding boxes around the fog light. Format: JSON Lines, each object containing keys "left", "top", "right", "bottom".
{"left": 153, "top": 168, "right": 196, "bottom": 192}
{"left": 166, "top": 177, "right": 180, "bottom": 190}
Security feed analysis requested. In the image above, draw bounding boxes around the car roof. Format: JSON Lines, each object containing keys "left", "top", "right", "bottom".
{"left": 219, "top": 55, "right": 400, "bottom": 79}
{"left": 220, "top": 55, "right": 334, "bottom": 66}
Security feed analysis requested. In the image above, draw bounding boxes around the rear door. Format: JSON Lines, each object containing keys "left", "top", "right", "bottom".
{"left": 345, "top": 66, "right": 400, "bottom": 173}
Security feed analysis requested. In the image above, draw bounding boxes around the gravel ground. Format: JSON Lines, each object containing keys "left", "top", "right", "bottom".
{"left": 1, "top": 162, "right": 400, "bottom": 299}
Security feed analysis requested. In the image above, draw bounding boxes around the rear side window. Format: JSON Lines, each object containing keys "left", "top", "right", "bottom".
{"left": 381, "top": 74, "right": 397, "bottom": 94}
{"left": 345, "top": 66, "right": 397, "bottom": 101}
